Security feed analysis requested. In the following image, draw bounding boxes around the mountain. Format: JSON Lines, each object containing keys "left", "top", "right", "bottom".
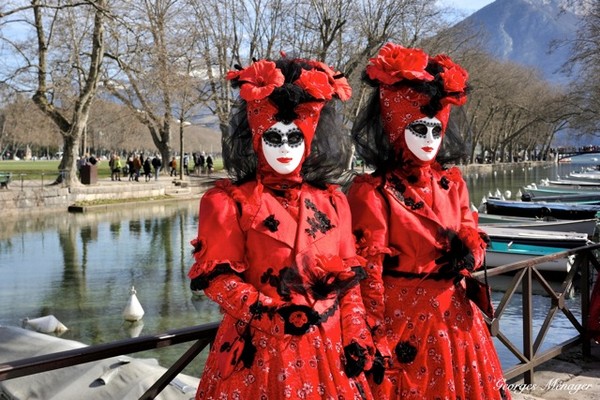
{"left": 455, "top": 0, "right": 584, "bottom": 84}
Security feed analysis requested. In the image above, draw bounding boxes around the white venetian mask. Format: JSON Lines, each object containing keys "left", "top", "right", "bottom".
{"left": 261, "top": 122, "right": 306, "bottom": 175}
{"left": 404, "top": 117, "right": 443, "bottom": 163}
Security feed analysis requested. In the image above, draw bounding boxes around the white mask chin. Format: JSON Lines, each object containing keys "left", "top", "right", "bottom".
{"left": 261, "top": 122, "right": 306, "bottom": 175}
{"left": 404, "top": 117, "right": 443, "bottom": 163}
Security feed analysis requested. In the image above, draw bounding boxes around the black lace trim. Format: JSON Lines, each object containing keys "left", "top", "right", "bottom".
{"left": 190, "top": 263, "right": 239, "bottom": 291}
{"left": 304, "top": 198, "right": 335, "bottom": 238}
{"left": 387, "top": 174, "right": 424, "bottom": 210}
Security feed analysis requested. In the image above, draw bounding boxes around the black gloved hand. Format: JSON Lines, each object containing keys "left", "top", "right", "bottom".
{"left": 365, "top": 350, "right": 385, "bottom": 384}
{"left": 343, "top": 342, "right": 367, "bottom": 378}
{"left": 435, "top": 229, "right": 475, "bottom": 273}
{"left": 190, "top": 276, "right": 208, "bottom": 293}
{"left": 276, "top": 305, "right": 320, "bottom": 335}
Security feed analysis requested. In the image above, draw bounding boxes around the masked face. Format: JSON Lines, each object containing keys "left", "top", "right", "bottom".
{"left": 404, "top": 117, "right": 443, "bottom": 163}
{"left": 261, "top": 122, "right": 306, "bottom": 175}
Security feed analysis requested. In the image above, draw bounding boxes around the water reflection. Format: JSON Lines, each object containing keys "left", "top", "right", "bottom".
{"left": 491, "top": 289, "right": 581, "bottom": 368}
{"left": 0, "top": 159, "right": 594, "bottom": 376}
{"left": 0, "top": 199, "right": 221, "bottom": 377}
{"left": 463, "top": 161, "right": 589, "bottom": 206}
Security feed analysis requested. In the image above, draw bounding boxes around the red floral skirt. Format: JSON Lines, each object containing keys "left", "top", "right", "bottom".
{"left": 370, "top": 277, "right": 511, "bottom": 400}
{"left": 195, "top": 312, "right": 371, "bottom": 400}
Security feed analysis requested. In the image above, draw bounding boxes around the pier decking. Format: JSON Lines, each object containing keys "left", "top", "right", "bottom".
{"left": 509, "top": 343, "right": 600, "bottom": 399}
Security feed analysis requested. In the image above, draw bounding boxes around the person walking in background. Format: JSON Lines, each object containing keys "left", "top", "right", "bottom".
{"left": 346, "top": 43, "right": 510, "bottom": 399}
{"left": 77, "top": 153, "right": 89, "bottom": 180}
{"left": 188, "top": 55, "right": 375, "bottom": 399}
{"left": 197, "top": 152, "right": 206, "bottom": 174}
{"left": 151, "top": 155, "right": 162, "bottom": 180}
{"left": 183, "top": 153, "right": 190, "bottom": 175}
{"left": 169, "top": 157, "right": 177, "bottom": 177}
{"left": 114, "top": 155, "right": 122, "bottom": 181}
{"left": 132, "top": 154, "right": 142, "bottom": 182}
{"left": 193, "top": 152, "right": 203, "bottom": 175}
{"left": 127, "top": 155, "right": 135, "bottom": 181}
{"left": 205, "top": 154, "right": 213, "bottom": 176}
{"left": 143, "top": 157, "right": 152, "bottom": 182}
{"left": 109, "top": 154, "right": 116, "bottom": 181}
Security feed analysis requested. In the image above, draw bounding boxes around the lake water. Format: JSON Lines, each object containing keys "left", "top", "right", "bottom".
{"left": 1, "top": 155, "right": 598, "bottom": 378}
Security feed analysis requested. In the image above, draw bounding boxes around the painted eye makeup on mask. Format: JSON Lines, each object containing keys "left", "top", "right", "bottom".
{"left": 407, "top": 121, "right": 442, "bottom": 139}
{"left": 262, "top": 128, "right": 304, "bottom": 148}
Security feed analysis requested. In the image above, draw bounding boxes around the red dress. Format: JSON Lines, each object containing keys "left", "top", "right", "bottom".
{"left": 189, "top": 179, "right": 374, "bottom": 400}
{"left": 347, "top": 165, "right": 510, "bottom": 400}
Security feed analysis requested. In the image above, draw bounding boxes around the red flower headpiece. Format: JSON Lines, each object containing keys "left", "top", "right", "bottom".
{"left": 366, "top": 43, "right": 434, "bottom": 85}
{"left": 226, "top": 60, "right": 285, "bottom": 101}
{"left": 365, "top": 43, "right": 469, "bottom": 151}
{"left": 226, "top": 57, "right": 352, "bottom": 151}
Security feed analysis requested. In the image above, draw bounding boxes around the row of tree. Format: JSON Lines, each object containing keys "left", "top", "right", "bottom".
{"left": 0, "top": 0, "right": 597, "bottom": 185}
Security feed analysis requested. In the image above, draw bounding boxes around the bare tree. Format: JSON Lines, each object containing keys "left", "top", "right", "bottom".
{"left": 0, "top": 0, "right": 107, "bottom": 185}
{"left": 561, "top": 0, "right": 599, "bottom": 136}
{"left": 0, "top": 94, "right": 61, "bottom": 158}
{"left": 102, "top": 0, "right": 204, "bottom": 168}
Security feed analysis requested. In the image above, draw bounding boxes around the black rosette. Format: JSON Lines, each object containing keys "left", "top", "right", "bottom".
{"left": 395, "top": 341, "right": 417, "bottom": 363}
{"left": 277, "top": 304, "right": 320, "bottom": 335}
{"left": 344, "top": 342, "right": 367, "bottom": 378}
{"left": 439, "top": 176, "right": 450, "bottom": 190}
{"left": 263, "top": 215, "right": 280, "bottom": 232}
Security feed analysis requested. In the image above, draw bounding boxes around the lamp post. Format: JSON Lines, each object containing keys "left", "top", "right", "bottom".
{"left": 178, "top": 120, "right": 191, "bottom": 180}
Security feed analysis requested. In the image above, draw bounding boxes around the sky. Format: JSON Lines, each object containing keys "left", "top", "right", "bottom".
{"left": 440, "top": 0, "right": 496, "bottom": 15}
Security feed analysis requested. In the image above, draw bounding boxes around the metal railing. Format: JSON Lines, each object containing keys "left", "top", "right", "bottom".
{"left": 472, "top": 242, "right": 599, "bottom": 384}
{"left": 0, "top": 171, "right": 70, "bottom": 190}
{"left": 1, "top": 244, "right": 598, "bottom": 398}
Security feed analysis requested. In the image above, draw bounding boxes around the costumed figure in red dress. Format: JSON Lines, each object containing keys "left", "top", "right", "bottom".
{"left": 346, "top": 43, "right": 511, "bottom": 399}
{"left": 189, "top": 55, "right": 375, "bottom": 399}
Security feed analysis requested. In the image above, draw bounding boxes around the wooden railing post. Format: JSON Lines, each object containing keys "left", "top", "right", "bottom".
{"left": 580, "top": 250, "right": 592, "bottom": 358}
{"left": 522, "top": 266, "right": 534, "bottom": 384}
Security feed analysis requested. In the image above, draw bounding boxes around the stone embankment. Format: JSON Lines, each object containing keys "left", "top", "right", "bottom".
{"left": 0, "top": 173, "right": 221, "bottom": 216}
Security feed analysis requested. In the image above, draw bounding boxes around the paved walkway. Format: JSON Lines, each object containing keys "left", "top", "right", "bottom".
{"left": 508, "top": 343, "right": 600, "bottom": 400}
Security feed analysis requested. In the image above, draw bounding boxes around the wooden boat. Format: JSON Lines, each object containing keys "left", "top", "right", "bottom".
{"left": 477, "top": 214, "right": 597, "bottom": 236}
{"left": 483, "top": 198, "right": 600, "bottom": 220}
{"left": 520, "top": 191, "right": 600, "bottom": 204}
{"left": 569, "top": 169, "right": 600, "bottom": 181}
{"left": 522, "top": 185, "right": 600, "bottom": 196}
{"left": 485, "top": 241, "right": 574, "bottom": 272}
{"left": 544, "top": 179, "right": 600, "bottom": 188}
{"left": 481, "top": 226, "right": 591, "bottom": 249}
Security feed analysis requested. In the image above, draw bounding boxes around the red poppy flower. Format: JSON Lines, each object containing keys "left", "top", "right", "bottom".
{"left": 366, "top": 43, "right": 433, "bottom": 85}
{"left": 432, "top": 54, "right": 469, "bottom": 94}
{"left": 332, "top": 77, "right": 352, "bottom": 101}
{"left": 237, "top": 60, "right": 285, "bottom": 101}
{"left": 307, "top": 60, "right": 352, "bottom": 101}
{"left": 225, "top": 69, "right": 242, "bottom": 81}
{"left": 295, "top": 69, "right": 334, "bottom": 100}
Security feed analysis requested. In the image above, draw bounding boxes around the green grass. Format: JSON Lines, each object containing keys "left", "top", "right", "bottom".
{"left": 0, "top": 160, "right": 111, "bottom": 180}
{"left": 0, "top": 159, "right": 223, "bottom": 180}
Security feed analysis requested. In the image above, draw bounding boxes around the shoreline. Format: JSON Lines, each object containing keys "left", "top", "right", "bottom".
{"left": 0, "top": 161, "right": 552, "bottom": 216}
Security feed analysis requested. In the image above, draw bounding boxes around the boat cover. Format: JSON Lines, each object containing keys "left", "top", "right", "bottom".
{"left": 0, "top": 326, "right": 199, "bottom": 399}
